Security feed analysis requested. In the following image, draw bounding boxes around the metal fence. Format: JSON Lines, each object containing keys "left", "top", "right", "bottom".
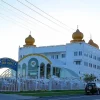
{"left": 0, "top": 77, "right": 86, "bottom": 92}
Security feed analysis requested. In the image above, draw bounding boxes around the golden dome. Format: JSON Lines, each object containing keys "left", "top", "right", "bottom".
{"left": 88, "top": 39, "right": 94, "bottom": 45}
{"left": 88, "top": 39, "right": 99, "bottom": 49}
{"left": 94, "top": 43, "right": 99, "bottom": 49}
{"left": 72, "top": 29, "right": 83, "bottom": 40}
{"left": 70, "top": 28, "right": 85, "bottom": 43}
{"left": 25, "top": 35, "right": 35, "bottom": 46}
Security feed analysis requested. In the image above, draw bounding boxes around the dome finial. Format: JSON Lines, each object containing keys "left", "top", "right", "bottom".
{"left": 77, "top": 25, "right": 78, "bottom": 29}
{"left": 30, "top": 31, "right": 31, "bottom": 35}
{"left": 90, "top": 33, "right": 92, "bottom": 39}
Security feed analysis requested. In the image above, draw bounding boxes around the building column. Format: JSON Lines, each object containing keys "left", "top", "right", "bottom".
{"left": 21, "top": 66, "right": 22, "bottom": 78}
{"left": 44, "top": 65, "right": 47, "bottom": 79}
{"left": 38, "top": 66, "right": 40, "bottom": 79}
{"left": 49, "top": 65, "right": 53, "bottom": 91}
{"left": 26, "top": 64, "right": 28, "bottom": 79}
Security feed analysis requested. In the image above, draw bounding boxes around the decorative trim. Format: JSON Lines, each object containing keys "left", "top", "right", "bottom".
{"left": 18, "top": 54, "right": 52, "bottom": 64}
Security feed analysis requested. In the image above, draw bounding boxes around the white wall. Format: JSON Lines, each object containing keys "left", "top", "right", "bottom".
{"left": 18, "top": 42, "right": 100, "bottom": 79}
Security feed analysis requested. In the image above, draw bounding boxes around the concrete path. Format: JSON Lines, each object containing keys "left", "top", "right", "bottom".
{"left": 0, "top": 93, "right": 38, "bottom": 100}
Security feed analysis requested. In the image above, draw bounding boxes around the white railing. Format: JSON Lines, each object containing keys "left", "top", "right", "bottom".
{"left": 0, "top": 77, "right": 86, "bottom": 92}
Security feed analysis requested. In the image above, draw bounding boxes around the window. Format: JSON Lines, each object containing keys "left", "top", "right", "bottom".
{"left": 62, "top": 54, "right": 66, "bottom": 58}
{"left": 90, "top": 63, "right": 92, "bottom": 67}
{"left": 97, "top": 66, "right": 100, "bottom": 69}
{"left": 79, "top": 51, "right": 82, "bottom": 56}
{"left": 93, "top": 56, "right": 96, "bottom": 60}
{"left": 51, "top": 55, "right": 54, "bottom": 59}
{"left": 93, "top": 64, "right": 96, "bottom": 69}
{"left": 84, "top": 62, "right": 88, "bottom": 66}
{"left": 55, "top": 55, "right": 58, "bottom": 59}
{"left": 53, "top": 67, "right": 60, "bottom": 77}
{"left": 53, "top": 67, "right": 56, "bottom": 75}
{"left": 89, "top": 54, "right": 92, "bottom": 58}
{"left": 74, "top": 61, "right": 81, "bottom": 65}
{"left": 89, "top": 63, "right": 92, "bottom": 67}
{"left": 89, "top": 63, "right": 90, "bottom": 67}
{"left": 74, "top": 52, "right": 78, "bottom": 56}
{"left": 84, "top": 53, "right": 88, "bottom": 57}
{"left": 94, "top": 65, "right": 96, "bottom": 68}
{"left": 97, "top": 57, "right": 100, "bottom": 61}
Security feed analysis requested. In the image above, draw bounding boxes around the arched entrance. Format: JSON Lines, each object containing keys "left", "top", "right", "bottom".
{"left": 18, "top": 54, "right": 52, "bottom": 79}
{"left": 0, "top": 57, "right": 18, "bottom": 78}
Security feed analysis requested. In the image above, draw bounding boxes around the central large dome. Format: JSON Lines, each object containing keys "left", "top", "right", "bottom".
{"left": 70, "top": 28, "right": 85, "bottom": 43}
{"left": 72, "top": 29, "right": 83, "bottom": 40}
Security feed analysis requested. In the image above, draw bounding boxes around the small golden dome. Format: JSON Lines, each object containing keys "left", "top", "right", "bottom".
{"left": 25, "top": 35, "right": 35, "bottom": 45}
{"left": 88, "top": 39, "right": 99, "bottom": 49}
{"left": 94, "top": 43, "right": 99, "bottom": 48}
{"left": 72, "top": 29, "right": 83, "bottom": 40}
{"left": 88, "top": 39, "right": 94, "bottom": 45}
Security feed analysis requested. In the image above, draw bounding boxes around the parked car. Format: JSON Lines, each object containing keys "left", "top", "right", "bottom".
{"left": 85, "top": 82, "right": 100, "bottom": 95}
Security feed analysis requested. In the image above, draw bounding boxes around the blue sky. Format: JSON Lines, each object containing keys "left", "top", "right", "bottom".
{"left": 0, "top": 0, "right": 100, "bottom": 62}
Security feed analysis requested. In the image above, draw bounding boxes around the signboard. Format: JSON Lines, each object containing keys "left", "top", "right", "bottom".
{"left": 0, "top": 58, "right": 18, "bottom": 71}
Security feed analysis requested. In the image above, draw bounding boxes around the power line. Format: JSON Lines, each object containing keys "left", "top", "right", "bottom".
{"left": 0, "top": 12, "right": 47, "bottom": 34}
{"left": 0, "top": 13, "right": 30, "bottom": 31}
{"left": 0, "top": 2, "right": 67, "bottom": 35}
{"left": 1, "top": 0, "right": 62, "bottom": 33}
{"left": 25, "top": 0, "right": 75, "bottom": 31}
{"left": 0, "top": 6, "right": 42, "bottom": 32}
{"left": 0, "top": 3, "right": 44, "bottom": 30}
{"left": 17, "top": 0, "right": 71, "bottom": 32}
{"left": 0, "top": 3, "right": 65, "bottom": 35}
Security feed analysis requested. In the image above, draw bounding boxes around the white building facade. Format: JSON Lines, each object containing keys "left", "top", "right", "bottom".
{"left": 17, "top": 29, "right": 100, "bottom": 81}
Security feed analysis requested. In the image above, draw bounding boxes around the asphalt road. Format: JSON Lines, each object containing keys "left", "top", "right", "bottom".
{"left": 0, "top": 93, "right": 38, "bottom": 100}
{"left": 34, "top": 95, "right": 100, "bottom": 100}
{"left": 0, "top": 94, "right": 100, "bottom": 100}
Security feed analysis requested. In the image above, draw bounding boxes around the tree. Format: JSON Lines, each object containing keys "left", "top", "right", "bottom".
{"left": 83, "top": 74, "right": 96, "bottom": 83}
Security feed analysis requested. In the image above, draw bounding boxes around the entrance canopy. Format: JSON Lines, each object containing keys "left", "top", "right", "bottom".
{"left": 0, "top": 58, "right": 18, "bottom": 71}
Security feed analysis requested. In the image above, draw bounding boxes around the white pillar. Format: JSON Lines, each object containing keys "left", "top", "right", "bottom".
{"left": 18, "top": 79, "right": 20, "bottom": 92}
{"left": 26, "top": 64, "right": 28, "bottom": 79}
{"left": 44, "top": 65, "right": 47, "bottom": 79}
{"left": 38, "top": 66, "right": 40, "bottom": 79}
{"left": 21, "top": 66, "right": 22, "bottom": 78}
{"left": 49, "top": 65, "right": 53, "bottom": 91}
{"left": 49, "top": 77, "right": 52, "bottom": 91}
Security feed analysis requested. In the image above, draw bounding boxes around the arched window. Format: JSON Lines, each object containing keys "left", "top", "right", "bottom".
{"left": 28, "top": 58, "right": 38, "bottom": 78}
{"left": 40, "top": 62, "right": 45, "bottom": 78}
{"left": 22, "top": 63, "right": 26, "bottom": 77}
{"left": 47, "top": 63, "right": 51, "bottom": 78}
{"left": 28, "top": 58, "right": 38, "bottom": 70}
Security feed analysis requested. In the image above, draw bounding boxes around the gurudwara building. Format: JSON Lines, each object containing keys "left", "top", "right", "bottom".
{"left": 16, "top": 28, "right": 100, "bottom": 81}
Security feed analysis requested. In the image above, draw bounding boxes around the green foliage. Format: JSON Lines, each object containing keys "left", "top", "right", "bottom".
{"left": 1, "top": 90, "right": 84, "bottom": 96}
{"left": 83, "top": 74, "right": 96, "bottom": 83}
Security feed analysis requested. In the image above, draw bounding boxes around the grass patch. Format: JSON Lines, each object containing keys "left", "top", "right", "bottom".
{"left": 1, "top": 90, "right": 85, "bottom": 97}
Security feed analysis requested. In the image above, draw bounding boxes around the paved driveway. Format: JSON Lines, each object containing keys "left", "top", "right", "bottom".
{"left": 0, "top": 94, "right": 38, "bottom": 100}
